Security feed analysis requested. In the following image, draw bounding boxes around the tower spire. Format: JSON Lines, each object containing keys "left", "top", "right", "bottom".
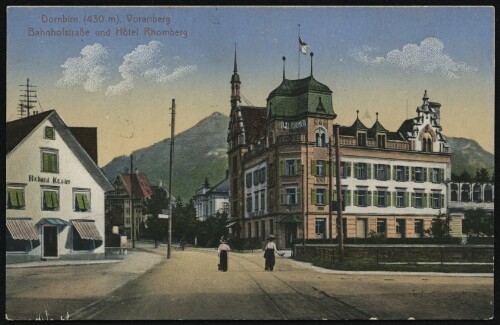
{"left": 233, "top": 43, "right": 238, "bottom": 73}
{"left": 282, "top": 56, "right": 286, "bottom": 80}
{"left": 310, "top": 52, "right": 314, "bottom": 77}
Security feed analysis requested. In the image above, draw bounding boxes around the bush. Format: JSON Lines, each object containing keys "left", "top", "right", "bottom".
{"left": 465, "top": 237, "right": 494, "bottom": 245}
{"left": 367, "top": 230, "right": 387, "bottom": 244}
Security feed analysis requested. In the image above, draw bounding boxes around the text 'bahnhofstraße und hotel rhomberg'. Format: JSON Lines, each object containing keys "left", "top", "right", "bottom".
{"left": 27, "top": 13, "right": 188, "bottom": 38}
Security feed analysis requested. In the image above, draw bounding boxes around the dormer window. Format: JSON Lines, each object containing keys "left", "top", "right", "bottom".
{"left": 315, "top": 127, "right": 327, "bottom": 147}
{"left": 44, "top": 126, "right": 55, "bottom": 140}
{"left": 377, "top": 134, "right": 386, "bottom": 148}
{"left": 357, "top": 132, "right": 367, "bottom": 147}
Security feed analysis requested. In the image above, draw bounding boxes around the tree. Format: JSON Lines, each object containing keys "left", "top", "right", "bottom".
{"left": 144, "top": 186, "right": 169, "bottom": 246}
{"left": 463, "top": 209, "right": 493, "bottom": 237}
{"left": 425, "top": 211, "right": 451, "bottom": 240}
{"left": 490, "top": 171, "right": 495, "bottom": 184}
{"left": 459, "top": 170, "right": 472, "bottom": 183}
{"left": 475, "top": 168, "right": 490, "bottom": 183}
{"left": 451, "top": 172, "right": 460, "bottom": 182}
{"left": 171, "top": 198, "right": 200, "bottom": 244}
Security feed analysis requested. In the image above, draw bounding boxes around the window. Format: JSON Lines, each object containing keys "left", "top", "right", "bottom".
{"left": 396, "top": 191, "right": 406, "bottom": 208}
{"left": 377, "top": 190, "right": 387, "bottom": 207}
{"left": 395, "top": 166, "right": 406, "bottom": 181}
{"left": 414, "top": 167, "right": 424, "bottom": 182}
{"left": 74, "top": 190, "right": 91, "bottom": 212}
{"left": 316, "top": 160, "right": 326, "bottom": 177}
{"left": 432, "top": 168, "right": 442, "bottom": 183}
{"left": 285, "top": 159, "right": 297, "bottom": 176}
{"left": 357, "top": 163, "right": 368, "bottom": 179}
{"left": 396, "top": 219, "right": 406, "bottom": 238}
{"left": 255, "top": 221, "right": 259, "bottom": 239}
{"left": 259, "top": 167, "right": 266, "bottom": 184}
{"left": 377, "top": 134, "right": 386, "bottom": 148}
{"left": 253, "top": 170, "right": 259, "bottom": 186}
{"left": 286, "top": 188, "right": 297, "bottom": 204}
{"left": 340, "top": 162, "right": 350, "bottom": 178}
{"left": 357, "top": 189, "right": 367, "bottom": 206}
{"left": 375, "top": 164, "right": 387, "bottom": 181}
{"left": 431, "top": 192, "right": 442, "bottom": 209}
{"left": 42, "top": 188, "right": 59, "bottom": 211}
{"left": 246, "top": 195, "right": 252, "bottom": 212}
{"left": 315, "top": 218, "right": 326, "bottom": 239}
{"left": 316, "top": 188, "right": 326, "bottom": 205}
{"left": 232, "top": 156, "right": 238, "bottom": 174}
{"left": 7, "top": 187, "right": 25, "bottom": 210}
{"left": 254, "top": 192, "right": 259, "bottom": 211}
{"left": 357, "top": 132, "right": 367, "bottom": 147}
{"left": 44, "top": 126, "right": 55, "bottom": 139}
{"left": 422, "top": 138, "right": 433, "bottom": 152}
{"left": 461, "top": 184, "right": 471, "bottom": 202}
{"left": 41, "top": 150, "right": 58, "bottom": 173}
{"left": 414, "top": 219, "right": 424, "bottom": 238}
{"left": 6, "top": 227, "right": 37, "bottom": 252}
{"left": 484, "top": 185, "right": 493, "bottom": 202}
{"left": 473, "top": 184, "right": 482, "bottom": 202}
{"left": 72, "top": 227, "right": 101, "bottom": 251}
{"left": 246, "top": 173, "right": 252, "bottom": 188}
{"left": 315, "top": 128, "right": 327, "bottom": 147}
{"left": 414, "top": 192, "right": 424, "bottom": 208}
{"left": 260, "top": 190, "right": 266, "bottom": 211}
{"left": 376, "top": 219, "right": 387, "bottom": 235}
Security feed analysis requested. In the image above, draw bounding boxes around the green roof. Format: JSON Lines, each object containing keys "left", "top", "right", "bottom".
{"left": 267, "top": 76, "right": 335, "bottom": 118}
{"left": 370, "top": 119, "right": 388, "bottom": 133}
{"left": 351, "top": 117, "right": 368, "bottom": 130}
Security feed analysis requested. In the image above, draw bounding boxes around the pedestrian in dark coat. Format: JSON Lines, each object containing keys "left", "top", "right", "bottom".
{"left": 264, "top": 234, "right": 283, "bottom": 271}
{"left": 217, "top": 237, "right": 230, "bottom": 272}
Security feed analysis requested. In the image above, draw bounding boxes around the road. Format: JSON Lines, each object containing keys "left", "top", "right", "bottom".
{"left": 6, "top": 248, "right": 494, "bottom": 320}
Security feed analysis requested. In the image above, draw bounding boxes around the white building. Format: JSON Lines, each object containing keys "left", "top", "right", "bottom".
{"left": 6, "top": 110, "right": 114, "bottom": 263}
{"left": 194, "top": 176, "right": 230, "bottom": 221}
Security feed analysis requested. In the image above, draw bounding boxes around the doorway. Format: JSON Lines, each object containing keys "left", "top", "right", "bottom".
{"left": 356, "top": 218, "right": 368, "bottom": 238}
{"left": 284, "top": 223, "right": 297, "bottom": 248}
{"left": 43, "top": 226, "right": 58, "bottom": 257}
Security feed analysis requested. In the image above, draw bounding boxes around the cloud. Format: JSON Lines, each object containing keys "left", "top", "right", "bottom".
{"left": 350, "top": 37, "right": 477, "bottom": 79}
{"left": 56, "top": 43, "right": 110, "bottom": 92}
{"left": 105, "top": 41, "right": 197, "bottom": 96}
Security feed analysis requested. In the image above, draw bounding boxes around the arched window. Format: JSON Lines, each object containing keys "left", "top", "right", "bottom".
{"left": 484, "top": 185, "right": 493, "bottom": 202}
{"left": 473, "top": 184, "right": 482, "bottom": 202}
{"left": 315, "top": 127, "right": 327, "bottom": 147}
{"left": 461, "top": 184, "right": 470, "bottom": 202}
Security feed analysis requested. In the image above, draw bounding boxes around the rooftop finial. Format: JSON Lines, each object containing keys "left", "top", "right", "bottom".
{"left": 422, "top": 89, "right": 429, "bottom": 103}
{"left": 376, "top": 112, "right": 379, "bottom": 121}
{"left": 282, "top": 56, "right": 286, "bottom": 80}
{"left": 233, "top": 43, "right": 238, "bottom": 73}
{"left": 310, "top": 52, "right": 314, "bottom": 77}
{"left": 356, "top": 109, "right": 359, "bottom": 118}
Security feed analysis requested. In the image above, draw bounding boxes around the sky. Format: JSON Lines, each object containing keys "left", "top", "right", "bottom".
{"left": 6, "top": 6, "right": 495, "bottom": 166}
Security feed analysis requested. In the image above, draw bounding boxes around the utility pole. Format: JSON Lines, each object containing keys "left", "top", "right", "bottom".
{"left": 328, "top": 136, "right": 333, "bottom": 243}
{"left": 334, "top": 125, "right": 344, "bottom": 262}
{"left": 167, "top": 98, "right": 176, "bottom": 259}
{"left": 130, "top": 155, "right": 135, "bottom": 248}
{"left": 19, "top": 78, "right": 37, "bottom": 118}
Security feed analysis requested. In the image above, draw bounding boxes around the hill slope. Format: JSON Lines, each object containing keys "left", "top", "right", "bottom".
{"left": 446, "top": 136, "right": 494, "bottom": 176}
{"left": 102, "top": 112, "right": 230, "bottom": 201}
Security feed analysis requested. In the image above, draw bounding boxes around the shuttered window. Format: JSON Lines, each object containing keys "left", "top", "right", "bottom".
{"left": 74, "top": 191, "right": 91, "bottom": 212}
{"left": 7, "top": 187, "right": 26, "bottom": 209}
{"left": 41, "top": 150, "right": 58, "bottom": 173}
{"left": 42, "top": 189, "right": 59, "bottom": 210}
{"left": 44, "top": 126, "right": 55, "bottom": 139}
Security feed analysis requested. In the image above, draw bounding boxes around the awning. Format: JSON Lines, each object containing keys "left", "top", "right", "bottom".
{"left": 72, "top": 220, "right": 103, "bottom": 240}
{"left": 6, "top": 218, "right": 39, "bottom": 240}
{"left": 225, "top": 222, "right": 237, "bottom": 228}
{"left": 278, "top": 215, "right": 303, "bottom": 223}
{"left": 37, "top": 218, "right": 70, "bottom": 226}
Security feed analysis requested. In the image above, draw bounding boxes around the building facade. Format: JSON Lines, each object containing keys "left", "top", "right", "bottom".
{"left": 105, "top": 171, "right": 154, "bottom": 240}
{"left": 194, "top": 176, "right": 230, "bottom": 221}
{"left": 6, "top": 110, "right": 113, "bottom": 263}
{"left": 227, "top": 52, "right": 454, "bottom": 248}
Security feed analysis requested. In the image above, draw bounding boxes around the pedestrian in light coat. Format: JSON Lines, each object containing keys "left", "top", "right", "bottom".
{"left": 217, "top": 237, "right": 230, "bottom": 272}
{"left": 264, "top": 234, "right": 283, "bottom": 271}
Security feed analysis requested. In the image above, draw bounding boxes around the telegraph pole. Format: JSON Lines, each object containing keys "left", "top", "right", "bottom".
{"left": 328, "top": 137, "right": 333, "bottom": 243}
{"left": 130, "top": 155, "right": 135, "bottom": 248}
{"left": 167, "top": 99, "right": 176, "bottom": 259}
{"left": 334, "top": 125, "right": 344, "bottom": 261}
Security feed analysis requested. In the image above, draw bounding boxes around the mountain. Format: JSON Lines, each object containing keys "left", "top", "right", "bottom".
{"left": 102, "top": 112, "right": 230, "bottom": 201}
{"left": 102, "top": 114, "right": 494, "bottom": 200}
{"left": 446, "top": 136, "right": 494, "bottom": 177}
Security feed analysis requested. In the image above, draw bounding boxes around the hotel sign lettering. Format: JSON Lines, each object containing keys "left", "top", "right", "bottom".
{"left": 280, "top": 119, "right": 306, "bottom": 130}
{"left": 29, "top": 174, "right": 71, "bottom": 185}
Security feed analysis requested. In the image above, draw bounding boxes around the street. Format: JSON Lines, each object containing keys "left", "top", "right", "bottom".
{"left": 6, "top": 245, "right": 494, "bottom": 320}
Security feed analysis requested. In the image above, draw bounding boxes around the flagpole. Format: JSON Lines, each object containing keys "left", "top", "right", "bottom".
{"left": 298, "top": 24, "right": 301, "bottom": 79}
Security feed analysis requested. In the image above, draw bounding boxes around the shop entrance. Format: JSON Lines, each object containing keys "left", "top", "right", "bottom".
{"left": 43, "top": 226, "right": 58, "bottom": 257}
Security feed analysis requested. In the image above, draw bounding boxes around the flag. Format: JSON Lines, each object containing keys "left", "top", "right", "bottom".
{"left": 299, "top": 37, "right": 309, "bottom": 55}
